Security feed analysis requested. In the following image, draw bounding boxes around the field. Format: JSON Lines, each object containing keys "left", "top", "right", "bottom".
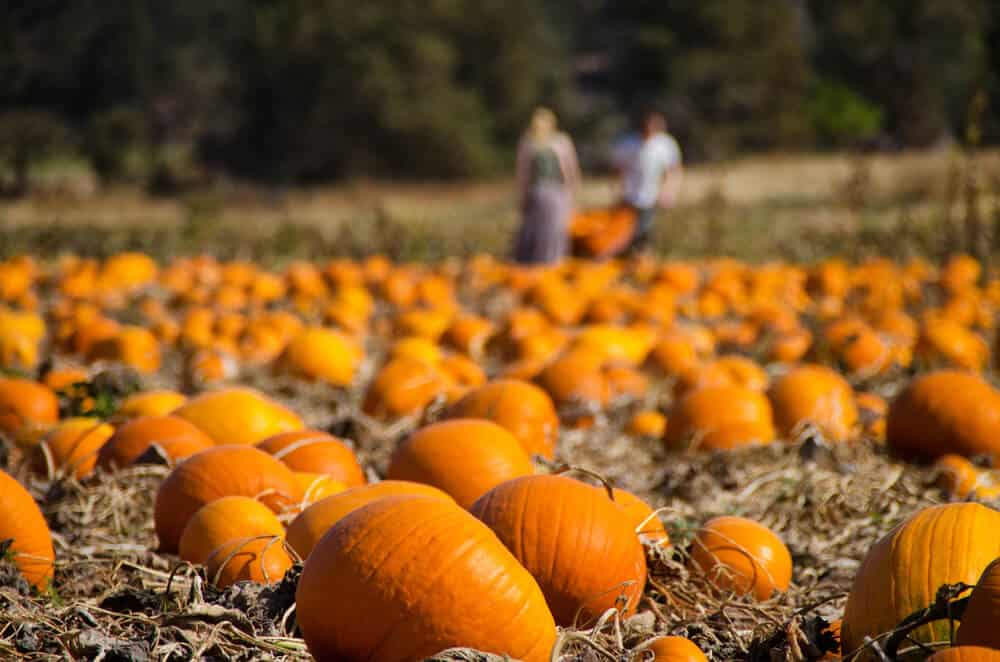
{"left": 2, "top": 149, "right": 1000, "bottom": 662}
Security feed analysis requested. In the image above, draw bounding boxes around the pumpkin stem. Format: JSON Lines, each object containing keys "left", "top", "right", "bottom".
{"left": 551, "top": 464, "right": 616, "bottom": 501}
{"left": 876, "top": 583, "right": 971, "bottom": 660}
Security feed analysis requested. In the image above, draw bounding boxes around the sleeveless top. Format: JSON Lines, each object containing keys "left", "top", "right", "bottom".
{"left": 528, "top": 143, "right": 564, "bottom": 186}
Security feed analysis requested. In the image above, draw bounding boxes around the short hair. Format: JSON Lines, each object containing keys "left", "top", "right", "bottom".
{"left": 642, "top": 110, "right": 666, "bottom": 132}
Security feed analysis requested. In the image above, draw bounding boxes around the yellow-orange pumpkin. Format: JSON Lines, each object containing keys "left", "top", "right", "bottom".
{"left": 689, "top": 516, "right": 792, "bottom": 601}
{"left": 178, "top": 495, "right": 286, "bottom": 565}
{"left": 97, "top": 415, "right": 215, "bottom": 470}
{"left": 447, "top": 379, "right": 559, "bottom": 459}
{"left": 172, "top": 388, "right": 303, "bottom": 446}
{"left": 0, "top": 469, "right": 55, "bottom": 589}
{"left": 257, "top": 429, "right": 366, "bottom": 488}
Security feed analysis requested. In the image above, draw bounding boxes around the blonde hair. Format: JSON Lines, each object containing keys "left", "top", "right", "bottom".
{"left": 527, "top": 107, "right": 557, "bottom": 143}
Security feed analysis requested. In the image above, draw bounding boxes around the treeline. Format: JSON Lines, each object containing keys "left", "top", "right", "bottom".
{"left": 1, "top": 0, "right": 998, "bottom": 191}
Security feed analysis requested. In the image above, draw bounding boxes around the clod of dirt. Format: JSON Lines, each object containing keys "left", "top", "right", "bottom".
{"left": 99, "top": 585, "right": 164, "bottom": 615}
{"left": 74, "top": 628, "right": 151, "bottom": 662}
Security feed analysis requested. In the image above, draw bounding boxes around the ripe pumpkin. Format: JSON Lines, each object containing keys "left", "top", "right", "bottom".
{"left": 535, "top": 349, "right": 611, "bottom": 406}
{"left": 362, "top": 357, "right": 448, "bottom": 420}
{"left": 926, "top": 649, "right": 1000, "bottom": 662}
{"left": 205, "top": 536, "right": 293, "bottom": 589}
{"left": 612, "top": 488, "right": 669, "bottom": 546}
{"left": 35, "top": 418, "right": 115, "bottom": 480}
{"left": 257, "top": 430, "right": 366, "bottom": 488}
{"left": 957, "top": 557, "right": 1000, "bottom": 648}
{"left": 114, "top": 390, "right": 188, "bottom": 420}
{"left": 447, "top": 379, "right": 560, "bottom": 459}
{"left": 674, "top": 356, "right": 769, "bottom": 398}
{"left": 0, "top": 469, "right": 55, "bottom": 589}
{"left": 642, "top": 636, "right": 709, "bottom": 662}
{"left": 666, "top": 386, "right": 776, "bottom": 451}
{"left": 767, "top": 365, "right": 858, "bottom": 442}
{"left": 470, "top": 474, "right": 647, "bottom": 626}
{"left": 172, "top": 388, "right": 303, "bottom": 446}
{"left": 178, "top": 495, "right": 286, "bottom": 565}
{"left": 886, "top": 371, "right": 1000, "bottom": 461}
{"left": 296, "top": 495, "right": 557, "bottom": 662}
{"left": 281, "top": 326, "right": 362, "bottom": 387}
{"left": 292, "top": 472, "right": 348, "bottom": 508}
{"left": 841, "top": 503, "right": 1000, "bottom": 654}
{"left": 916, "top": 318, "right": 990, "bottom": 371}
{"left": 626, "top": 410, "right": 668, "bottom": 438}
{"left": 97, "top": 415, "right": 216, "bottom": 470}
{"left": 386, "top": 419, "right": 534, "bottom": 509}
{"left": 690, "top": 516, "right": 792, "bottom": 601}
{"left": 153, "top": 445, "right": 300, "bottom": 553}
{"left": 934, "top": 454, "right": 986, "bottom": 498}
{"left": 0, "top": 378, "right": 59, "bottom": 436}
{"left": 87, "top": 326, "right": 161, "bottom": 374}
{"left": 286, "top": 480, "right": 454, "bottom": 559}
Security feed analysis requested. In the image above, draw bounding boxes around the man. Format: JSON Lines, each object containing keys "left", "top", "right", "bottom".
{"left": 613, "top": 111, "right": 684, "bottom": 254}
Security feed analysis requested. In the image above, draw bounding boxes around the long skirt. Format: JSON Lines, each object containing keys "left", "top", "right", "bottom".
{"left": 513, "top": 183, "right": 571, "bottom": 265}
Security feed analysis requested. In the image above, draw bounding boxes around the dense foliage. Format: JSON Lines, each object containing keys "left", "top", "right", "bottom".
{"left": 1, "top": 0, "right": 998, "bottom": 186}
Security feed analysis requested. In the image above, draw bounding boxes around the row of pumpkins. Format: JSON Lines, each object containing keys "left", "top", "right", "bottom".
{"left": 2, "top": 377, "right": 1000, "bottom": 660}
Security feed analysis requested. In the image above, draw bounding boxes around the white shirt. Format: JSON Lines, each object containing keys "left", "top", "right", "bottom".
{"left": 613, "top": 132, "right": 682, "bottom": 209}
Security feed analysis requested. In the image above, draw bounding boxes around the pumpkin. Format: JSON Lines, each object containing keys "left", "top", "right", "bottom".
{"left": 362, "top": 357, "right": 448, "bottom": 420}
{"left": 0, "top": 469, "right": 55, "bottom": 589}
{"left": 153, "top": 445, "right": 300, "bottom": 553}
{"left": 41, "top": 367, "right": 89, "bottom": 392}
{"left": 666, "top": 386, "right": 776, "bottom": 451}
{"left": 917, "top": 319, "right": 990, "bottom": 371}
{"left": 767, "top": 365, "right": 858, "bottom": 442}
{"left": 470, "top": 474, "right": 647, "bottom": 626}
{"left": 445, "top": 315, "right": 495, "bottom": 358}
{"left": 257, "top": 430, "right": 366, "bottom": 488}
{"left": 172, "top": 388, "right": 303, "bottom": 446}
{"left": 626, "top": 410, "right": 668, "bottom": 438}
{"left": 956, "top": 557, "right": 1000, "bottom": 648}
{"left": 674, "top": 356, "right": 769, "bottom": 398}
{"left": 689, "top": 516, "right": 792, "bottom": 601}
{"left": 447, "top": 379, "right": 559, "bottom": 459}
{"left": 927, "top": 649, "right": 1000, "bottom": 662}
{"left": 286, "top": 480, "right": 454, "bottom": 559}
{"left": 293, "top": 472, "right": 348, "bottom": 508}
{"left": 205, "top": 536, "right": 293, "bottom": 588}
{"left": 535, "top": 349, "right": 610, "bottom": 406}
{"left": 386, "top": 419, "right": 533, "bottom": 509}
{"left": 886, "top": 371, "right": 1000, "bottom": 461}
{"left": 87, "top": 326, "right": 161, "bottom": 374}
{"left": 34, "top": 418, "right": 114, "bottom": 479}
{"left": 0, "top": 378, "right": 59, "bottom": 437}
{"left": 281, "top": 326, "right": 362, "bottom": 386}
{"left": 841, "top": 503, "right": 1000, "bottom": 654}
{"left": 934, "top": 454, "right": 987, "bottom": 498}
{"left": 642, "top": 636, "right": 709, "bottom": 662}
{"left": 97, "top": 415, "right": 216, "bottom": 470}
{"left": 296, "top": 495, "right": 556, "bottom": 662}
{"left": 612, "top": 488, "right": 669, "bottom": 546}
{"left": 178, "top": 495, "right": 286, "bottom": 565}
{"left": 115, "top": 390, "right": 187, "bottom": 420}
{"left": 649, "top": 335, "right": 701, "bottom": 377}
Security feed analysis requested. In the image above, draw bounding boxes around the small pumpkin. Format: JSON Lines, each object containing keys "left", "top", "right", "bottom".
{"left": 178, "top": 495, "right": 286, "bottom": 565}
{"left": 205, "top": 536, "right": 293, "bottom": 589}
{"left": 292, "top": 472, "right": 348, "bottom": 508}
{"left": 689, "top": 516, "right": 792, "bottom": 601}
{"left": 296, "top": 495, "right": 556, "bottom": 662}
{"left": 0, "top": 378, "right": 59, "bottom": 436}
{"left": 172, "top": 388, "right": 303, "bottom": 446}
{"left": 114, "top": 390, "right": 187, "bottom": 420}
{"left": 257, "top": 429, "right": 366, "bottom": 488}
{"left": 626, "top": 410, "right": 668, "bottom": 438}
{"left": 447, "top": 379, "right": 559, "bottom": 459}
{"left": 361, "top": 357, "right": 448, "bottom": 420}
{"left": 97, "top": 415, "right": 215, "bottom": 470}
{"left": 34, "top": 418, "right": 115, "bottom": 479}
{"left": 934, "top": 454, "right": 987, "bottom": 499}
{"left": 386, "top": 419, "right": 534, "bottom": 509}
{"left": 281, "top": 326, "right": 362, "bottom": 387}
{"left": 0, "top": 469, "right": 55, "bottom": 589}
{"left": 841, "top": 503, "right": 1000, "bottom": 653}
{"left": 612, "top": 488, "right": 669, "bottom": 546}
{"left": 470, "top": 474, "right": 647, "bottom": 626}
{"left": 666, "top": 386, "right": 776, "bottom": 451}
{"left": 767, "top": 364, "right": 858, "bottom": 442}
{"left": 641, "top": 636, "right": 709, "bottom": 662}
{"left": 153, "top": 445, "right": 300, "bottom": 553}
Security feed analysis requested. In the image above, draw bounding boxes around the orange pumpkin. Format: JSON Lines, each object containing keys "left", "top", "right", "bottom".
{"left": 626, "top": 410, "right": 668, "bottom": 438}
{"left": 612, "top": 488, "right": 669, "bottom": 546}
{"left": 115, "top": 390, "right": 187, "bottom": 420}
{"left": 642, "top": 636, "right": 709, "bottom": 662}
{"left": 205, "top": 536, "right": 293, "bottom": 588}
{"left": 666, "top": 386, "right": 776, "bottom": 451}
{"left": 957, "top": 557, "right": 1000, "bottom": 648}
{"left": 361, "top": 357, "right": 448, "bottom": 420}
{"left": 0, "top": 469, "right": 55, "bottom": 589}
{"left": 87, "top": 326, "right": 161, "bottom": 374}
{"left": 178, "top": 495, "right": 286, "bottom": 565}
{"left": 934, "top": 454, "right": 987, "bottom": 498}
{"left": 257, "top": 429, "right": 366, "bottom": 488}
{"left": 292, "top": 472, "right": 348, "bottom": 508}
{"left": 281, "top": 326, "right": 362, "bottom": 387}
{"left": 172, "top": 388, "right": 303, "bottom": 446}
{"left": 0, "top": 378, "right": 59, "bottom": 436}
{"left": 447, "top": 380, "right": 559, "bottom": 459}
{"left": 297, "top": 495, "right": 557, "bottom": 662}
{"left": 286, "top": 480, "right": 455, "bottom": 559}
{"left": 471, "top": 474, "right": 647, "bottom": 626}
{"left": 35, "top": 418, "right": 115, "bottom": 479}
{"left": 535, "top": 349, "right": 610, "bottom": 406}
{"left": 386, "top": 419, "right": 534, "bottom": 509}
{"left": 97, "top": 415, "right": 216, "bottom": 470}
{"left": 886, "top": 371, "right": 1000, "bottom": 461}
{"left": 767, "top": 365, "right": 858, "bottom": 442}
{"left": 153, "top": 445, "right": 300, "bottom": 553}
{"left": 927, "top": 648, "right": 1000, "bottom": 662}
{"left": 689, "top": 516, "right": 792, "bottom": 601}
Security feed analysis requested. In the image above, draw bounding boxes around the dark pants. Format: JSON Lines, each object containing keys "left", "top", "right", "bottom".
{"left": 626, "top": 205, "right": 657, "bottom": 254}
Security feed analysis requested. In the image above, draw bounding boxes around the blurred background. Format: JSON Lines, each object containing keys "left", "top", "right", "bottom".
{"left": 1, "top": 1, "right": 999, "bottom": 261}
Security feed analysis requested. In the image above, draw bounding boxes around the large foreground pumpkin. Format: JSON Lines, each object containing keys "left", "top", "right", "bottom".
{"left": 927, "top": 649, "right": 1000, "bottom": 662}
{"left": 296, "top": 495, "right": 556, "bottom": 662}
{"left": 172, "top": 388, "right": 303, "bottom": 446}
{"left": 153, "top": 446, "right": 300, "bottom": 552}
{"left": 886, "top": 371, "right": 1000, "bottom": 460}
{"left": 841, "top": 503, "right": 1000, "bottom": 655}
{"left": 0, "top": 469, "right": 55, "bottom": 589}
{"left": 470, "top": 475, "right": 647, "bottom": 626}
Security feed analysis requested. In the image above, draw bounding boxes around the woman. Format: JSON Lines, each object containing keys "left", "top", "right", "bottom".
{"left": 513, "top": 108, "right": 581, "bottom": 265}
